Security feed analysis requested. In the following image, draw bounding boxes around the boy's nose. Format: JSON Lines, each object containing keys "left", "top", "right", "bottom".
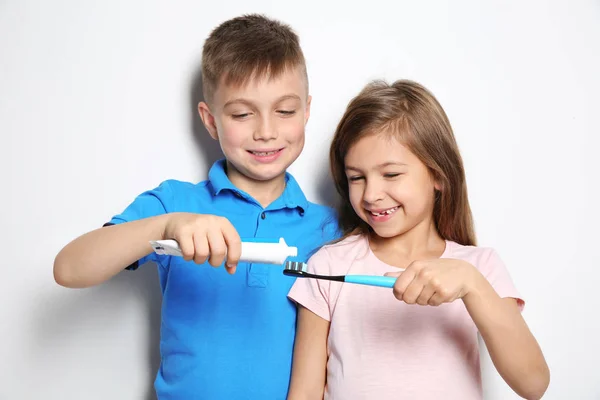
{"left": 254, "top": 118, "right": 278, "bottom": 141}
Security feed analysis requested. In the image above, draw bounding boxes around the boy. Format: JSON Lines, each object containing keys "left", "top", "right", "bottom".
{"left": 54, "top": 14, "right": 338, "bottom": 399}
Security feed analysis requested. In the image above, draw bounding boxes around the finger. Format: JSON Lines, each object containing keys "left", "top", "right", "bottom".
{"left": 414, "top": 266, "right": 436, "bottom": 305}
{"left": 206, "top": 228, "right": 227, "bottom": 267}
{"left": 392, "top": 265, "right": 418, "bottom": 300}
{"left": 383, "top": 268, "right": 404, "bottom": 278}
{"left": 428, "top": 292, "right": 445, "bottom": 306}
{"left": 220, "top": 219, "right": 241, "bottom": 273}
{"left": 416, "top": 284, "right": 436, "bottom": 306}
{"left": 429, "top": 285, "right": 457, "bottom": 305}
{"left": 178, "top": 233, "right": 195, "bottom": 262}
{"left": 192, "top": 232, "right": 209, "bottom": 264}
{"left": 402, "top": 279, "right": 425, "bottom": 304}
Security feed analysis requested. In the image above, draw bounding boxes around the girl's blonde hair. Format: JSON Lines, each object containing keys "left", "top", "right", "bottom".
{"left": 329, "top": 79, "right": 476, "bottom": 246}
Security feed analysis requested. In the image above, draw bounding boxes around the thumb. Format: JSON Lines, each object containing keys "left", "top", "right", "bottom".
{"left": 384, "top": 270, "right": 404, "bottom": 278}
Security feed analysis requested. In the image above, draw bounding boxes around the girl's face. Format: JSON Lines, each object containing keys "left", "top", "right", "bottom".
{"left": 344, "top": 132, "right": 439, "bottom": 239}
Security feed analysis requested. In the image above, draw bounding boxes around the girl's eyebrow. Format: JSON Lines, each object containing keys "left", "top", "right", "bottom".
{"left": 345, "top": 161, "right": 407, "bottom": 172}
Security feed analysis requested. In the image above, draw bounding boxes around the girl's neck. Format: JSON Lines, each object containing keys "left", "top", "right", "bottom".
{"left": 369, "top": 218, "right": 446, "bottom": 264}
{"left": 226, "top": 161, "right": 286, "bottom": 208}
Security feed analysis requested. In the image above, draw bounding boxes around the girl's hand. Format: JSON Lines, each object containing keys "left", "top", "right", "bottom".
{"left": 384, "top": 259, "right": 482, "bottom": 306}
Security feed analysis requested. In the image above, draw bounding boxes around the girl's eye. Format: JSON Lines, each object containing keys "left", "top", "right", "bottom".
{"left": 384, "top": 173, "right": 401, "bottom": 178}
{"left": 232, "top": 113, "right": 251, "bottom": 119}
{"left": 277, "top": 110, "right": 296, "bottom": 116}
{"left": 348, "top": 176, "right": 364, "bottom": 182}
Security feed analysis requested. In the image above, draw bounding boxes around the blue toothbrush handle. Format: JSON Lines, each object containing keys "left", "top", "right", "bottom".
{"left": 344, "top": 275, "right": 397, "bottom": 288}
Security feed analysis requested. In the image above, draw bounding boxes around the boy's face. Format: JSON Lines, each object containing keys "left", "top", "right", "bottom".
{"left": 199, "top": 66, "right": 310, "bottom": 187}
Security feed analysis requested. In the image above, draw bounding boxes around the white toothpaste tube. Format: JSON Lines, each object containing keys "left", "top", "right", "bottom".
{"left": 149, "top": 237, "right": 298, "bottom": 265}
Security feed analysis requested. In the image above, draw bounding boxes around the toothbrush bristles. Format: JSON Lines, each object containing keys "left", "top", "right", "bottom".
{"left": 284, "top": 261, "right": 307, "bottom": 273}
{"left": 282, "top": 261, "right": 347, "bottom": 283}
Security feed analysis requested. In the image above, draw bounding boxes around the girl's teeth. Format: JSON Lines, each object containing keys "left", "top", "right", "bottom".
{"left": 372, "top": 207, "right": 398, "bottom": 216}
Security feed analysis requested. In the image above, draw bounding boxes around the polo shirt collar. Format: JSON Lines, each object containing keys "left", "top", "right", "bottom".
{"left": 208, "top": 159, "right": 308, "bottom": 212}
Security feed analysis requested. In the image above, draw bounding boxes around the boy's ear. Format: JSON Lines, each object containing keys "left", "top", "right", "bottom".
{"left": 304, "top": 95, "right": 312, "bottom": 125}
{"left": 198, "top": 101, "right": 218, "bottom": 140}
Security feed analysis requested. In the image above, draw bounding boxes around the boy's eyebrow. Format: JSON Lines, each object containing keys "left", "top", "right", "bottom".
{"left": 345, "top": 162, "right": 408, "bottom": 172}
{"left": 275, "top": 94, "right": 302, "bottom": 102}
{"left": 223, "top": 98, "right": 254, "bottom": 108}
{"left": 223, "top": 94, "right": 301, "bottom": 108}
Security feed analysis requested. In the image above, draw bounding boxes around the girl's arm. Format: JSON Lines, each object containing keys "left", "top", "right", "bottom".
{"left": 463, "top": 276, "right": 550, "bottom": 400}
{"left": 287, "top": 305, "right": 330, "bottom": 400}
{"left": 388, "top": 259, "right": 550, "bottom": 400}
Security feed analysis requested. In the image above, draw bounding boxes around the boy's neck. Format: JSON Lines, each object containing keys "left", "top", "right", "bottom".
{"left": 225, "top": 161, "right": 286, "bottom": 208}
{"left": 370, "top": 218, "right": 446, "bottom": 263}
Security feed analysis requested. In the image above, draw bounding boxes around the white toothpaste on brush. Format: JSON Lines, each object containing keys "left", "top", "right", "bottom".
{"left": 149, "top": 237, "right": 297, "bottom": 265}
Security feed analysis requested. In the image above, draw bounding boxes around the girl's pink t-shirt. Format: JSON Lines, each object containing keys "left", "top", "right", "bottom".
{"left": 288, "top": 235, "right": 524, "bottom": 400}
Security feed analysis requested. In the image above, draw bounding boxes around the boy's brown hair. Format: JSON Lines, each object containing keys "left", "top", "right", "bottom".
{"left": 201, "top": 14, "right": 308, "bottom": 103}
{"left": 330, "top": 79, "right": 477, "bottom": 246}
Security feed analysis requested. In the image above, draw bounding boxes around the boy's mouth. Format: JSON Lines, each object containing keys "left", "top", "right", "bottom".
{"left": 247, "top": 148, "right": 284, "bottom": 163}
{"left": 248, "top": 149, "right": 282, "bottom": 156}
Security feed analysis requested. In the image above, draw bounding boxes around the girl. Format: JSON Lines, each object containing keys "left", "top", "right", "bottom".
{"left": 286, "top": 80, "right": 549, "bottom": 399}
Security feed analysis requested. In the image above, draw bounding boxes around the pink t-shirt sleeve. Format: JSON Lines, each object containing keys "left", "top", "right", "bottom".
{"left": 479, "top": 248, "right": 525, "bottom": 311}
{"left": 287, "top": 248, "right": 333, "bottom": 321}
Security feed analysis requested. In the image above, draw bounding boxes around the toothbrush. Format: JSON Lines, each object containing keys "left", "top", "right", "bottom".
{"left": 149, "top": 237, "right": 297, "bottom": 265}
{"left": 283, "top": 261, "right": 401, "bottom": 288}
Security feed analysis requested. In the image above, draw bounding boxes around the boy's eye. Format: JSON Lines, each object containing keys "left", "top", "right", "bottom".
{"left": 277, "top": 110, "right": 296, "bottom": 116}
{"left": 384, "top": 173, "right": 401, "bottom": 178}
{"left": 232, "top": 113, "right": 251, "bottom": 119}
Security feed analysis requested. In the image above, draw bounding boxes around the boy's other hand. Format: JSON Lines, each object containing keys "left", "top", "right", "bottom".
{"left": 163, "top": 213, "right": 242, "bottom": 274}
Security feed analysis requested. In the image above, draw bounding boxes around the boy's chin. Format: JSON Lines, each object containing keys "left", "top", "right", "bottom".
{"left": 246, "top": 157, "right": 300, "bottom": 180}
{"left": 238, "top": 162, "right": 290, "bottom": 183}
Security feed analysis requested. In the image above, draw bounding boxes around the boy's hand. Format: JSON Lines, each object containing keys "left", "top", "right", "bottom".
{"left": 384, "top": 259, "right": 482, "bottom": 306}
{"left": 163, "top": 213, "right": 242, "bottom": 274}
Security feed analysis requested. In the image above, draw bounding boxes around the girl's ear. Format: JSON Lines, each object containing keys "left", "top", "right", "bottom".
{"left": 433, "top": 176, "right": 444, "bottom": 201}
{"left": 431, "top": 172, "right": 443, "bottom": 192}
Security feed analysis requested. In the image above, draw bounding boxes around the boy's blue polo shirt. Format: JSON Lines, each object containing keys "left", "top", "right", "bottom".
{"left": 107, "top": 160, "right": 339, "bottom": 400}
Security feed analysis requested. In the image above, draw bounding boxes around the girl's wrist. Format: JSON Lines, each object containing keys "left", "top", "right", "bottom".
{"left": 462, "top": 262, "right": 487, "bottom": 299}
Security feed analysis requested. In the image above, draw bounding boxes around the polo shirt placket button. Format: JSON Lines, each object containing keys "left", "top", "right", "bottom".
{"left": 261, "top": 212, "right": 266, "bottom": 220}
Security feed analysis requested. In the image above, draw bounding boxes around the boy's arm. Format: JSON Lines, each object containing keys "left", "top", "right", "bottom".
{"left": 54, "top": 181, "right": 173, "bottom": 288}
{"left": 53, "top": 214, "right": 169, "bottom": 288}
{"left": 54, "top": 178, "right": 243, "bottom": 288}
{"left": 54, "top": 212, "right": 243, "bottom": 288}
{"left": 287, "top": 305, "right": 329, "bottom": 400}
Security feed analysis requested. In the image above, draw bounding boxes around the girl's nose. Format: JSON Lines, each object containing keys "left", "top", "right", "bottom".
{"left": 362, "top": 179, "right": 384, "bottom": 204}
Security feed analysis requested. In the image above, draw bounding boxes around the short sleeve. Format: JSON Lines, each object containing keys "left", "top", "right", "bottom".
{"left": 321, "top": 211, "right": 342, "bottom": 244}
{"left": 107, "top": 180, "right": 173, "bottom": 225}
{"left": 287, "top": 248, "right": 333, "bottom": 322}
{"left": 104, "top": 180, "right": 173, "bottom": 269}
{"left": 304, "top": 208, "right": 341, "bottom": 260}
{"left": 480, "top": 249, "right": 525, "bottom": 311}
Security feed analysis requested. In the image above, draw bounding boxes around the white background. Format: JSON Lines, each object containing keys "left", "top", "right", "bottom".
{"left": 1, "top": 1, "right": 599, "bottom": 399}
